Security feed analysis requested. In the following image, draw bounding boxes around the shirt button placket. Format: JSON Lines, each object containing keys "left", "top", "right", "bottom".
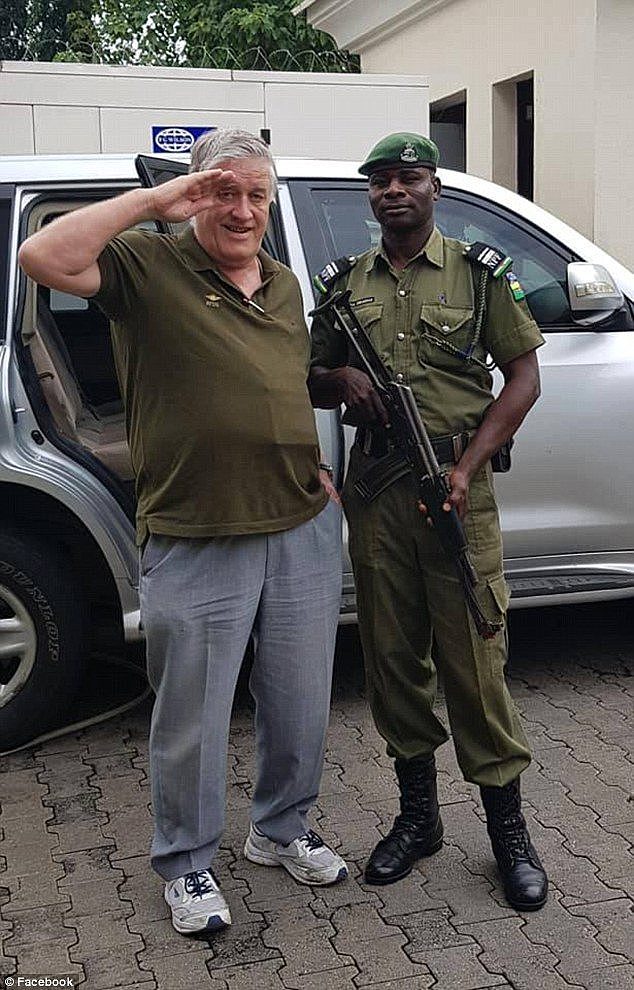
{"left": 395, "top": 282, "right": 410, "bottom": 382}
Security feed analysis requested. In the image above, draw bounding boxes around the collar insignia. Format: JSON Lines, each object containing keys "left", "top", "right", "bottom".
{"left": 205, "top": 293, "right": 221, "bottom": 308}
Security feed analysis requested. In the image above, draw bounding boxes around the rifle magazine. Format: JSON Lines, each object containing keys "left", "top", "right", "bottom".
{"left": 354, "top": 450, "right": 410, "bottom": 502}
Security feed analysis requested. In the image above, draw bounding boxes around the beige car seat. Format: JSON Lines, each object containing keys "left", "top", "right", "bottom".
{"left": 26, "top": 298, "right": 134, "bottom": 481}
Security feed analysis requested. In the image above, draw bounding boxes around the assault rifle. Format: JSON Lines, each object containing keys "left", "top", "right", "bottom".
{"left": 310, "top": 288, "right": 503, "bottom": 640}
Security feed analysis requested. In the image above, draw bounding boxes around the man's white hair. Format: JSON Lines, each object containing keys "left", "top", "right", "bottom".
{"left": 189, "top": 128, "right": 277, "bottom": 200}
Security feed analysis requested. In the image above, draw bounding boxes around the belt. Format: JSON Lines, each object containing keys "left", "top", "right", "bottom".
{"left": 356, "top": 426, "right": 471, "bottom": 465}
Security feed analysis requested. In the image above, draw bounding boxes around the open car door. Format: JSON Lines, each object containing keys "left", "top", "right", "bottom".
{"left": 135, "top": 154, "right": 188, "bottom": 235}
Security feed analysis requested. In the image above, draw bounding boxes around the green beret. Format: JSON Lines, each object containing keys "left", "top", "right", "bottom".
{"left": 359, "top": 132, "right": 440, "bottom": 176}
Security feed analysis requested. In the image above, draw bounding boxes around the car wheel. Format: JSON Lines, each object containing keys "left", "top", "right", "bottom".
{"left": 0, "top": 531, "right": 86, "bottom": 752}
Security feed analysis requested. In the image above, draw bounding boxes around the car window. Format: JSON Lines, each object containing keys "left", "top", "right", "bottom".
{"left": 290, "top": 180, "right": 578, "bottom": 329}
{"left": 437, "top": 195, "right": 572, "bottom": 327}
{"left": 308, "top": 187, "right": 382, "bottom": 258}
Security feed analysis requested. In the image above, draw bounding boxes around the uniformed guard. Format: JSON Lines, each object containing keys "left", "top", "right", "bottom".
{"left": 309, "top": 132, "right": 549, "bottom": 910}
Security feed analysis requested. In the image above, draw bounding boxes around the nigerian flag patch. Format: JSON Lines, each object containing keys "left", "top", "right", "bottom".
{"left": 505, "top": 271, "right": 525, "bottom": 301}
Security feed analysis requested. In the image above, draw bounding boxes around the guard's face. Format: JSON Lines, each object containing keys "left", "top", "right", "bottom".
{"left": 368, "top": 166, "right": 441, "bottom": 234}
{"left": 194, "top": 157, "right": 272, "bottom": 268}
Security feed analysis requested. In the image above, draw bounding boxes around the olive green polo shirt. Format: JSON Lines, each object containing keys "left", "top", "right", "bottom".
{"left": 94, "top": 226, "right": 326, "bottom": 544}
{"left": 311, "top": 226, "right": 545, "bottom": 436}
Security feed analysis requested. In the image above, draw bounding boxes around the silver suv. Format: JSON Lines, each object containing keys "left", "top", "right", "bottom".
{"left": 1, "top": 153, "right": 633, "bottom": 752}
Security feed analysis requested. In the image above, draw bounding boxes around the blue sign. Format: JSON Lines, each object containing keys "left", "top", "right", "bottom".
{"left": 152, "top": 126, "right": 216, "bottom": 154}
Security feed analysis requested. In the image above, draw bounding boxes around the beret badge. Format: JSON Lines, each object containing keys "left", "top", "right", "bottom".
{"left": 400, "top": 143, "right": 418, "bottom": 164}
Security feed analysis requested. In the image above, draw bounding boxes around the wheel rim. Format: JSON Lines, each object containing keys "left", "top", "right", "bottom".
{"left": 0, "top": 583, "right": 38, "bottom": 708}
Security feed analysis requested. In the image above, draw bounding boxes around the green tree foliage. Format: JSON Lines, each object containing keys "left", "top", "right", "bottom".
{"left": 0, "top": 0, "right": 93, "bottom": 62}
{"left": 184, "top": 0, "right": 359, "bottom": 71}
{"left": 60, "top": 0, "right": 190, "bottom": 66}
{"left": 1, "top": 0, "right": 359, "bottom": 73}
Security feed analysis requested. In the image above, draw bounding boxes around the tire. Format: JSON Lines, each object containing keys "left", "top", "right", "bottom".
{"left": 0, "top": 531, "right": 86, "bottom": 752}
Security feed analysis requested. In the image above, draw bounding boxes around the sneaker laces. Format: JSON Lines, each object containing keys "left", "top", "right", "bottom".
{"left": 184, "top": 869, "right": 216, "bottom": 899}
{"left": 299, "top": 830, "right": 326, "bottom": 852}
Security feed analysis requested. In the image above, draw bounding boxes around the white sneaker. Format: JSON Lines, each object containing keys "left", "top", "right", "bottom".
{"left": 164, "top": 869, "right": 231, "bottom": 935}
{"left": 244, "top": 824, "right": 348, "bottom": 886}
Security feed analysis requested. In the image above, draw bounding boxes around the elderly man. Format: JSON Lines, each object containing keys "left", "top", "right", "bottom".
{"left": 19, "top": 128, "right": 347, "bottom": 936}
{"left": 309, "top": 133, "right": 548, "bottom": 911}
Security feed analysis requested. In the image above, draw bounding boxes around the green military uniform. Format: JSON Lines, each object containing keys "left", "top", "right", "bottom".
{"left": 311, "top": 225, "right": 544, "bottom": 787}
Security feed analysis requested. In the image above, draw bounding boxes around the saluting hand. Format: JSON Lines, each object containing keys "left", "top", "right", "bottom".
{"left": 143, "top": 169, "right": 236, "bottom": 224}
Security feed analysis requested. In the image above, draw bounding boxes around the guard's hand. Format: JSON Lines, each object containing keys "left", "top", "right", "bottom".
{"left": 444, "top": 467, "right": 470, "bottom": 519}
{"left": 418, "top": 467, "right": 471, "bottom": 523}
{"left": 143, "top": 169, "right": 236, "bottom": 223}
{"left": 319, "top": 468, "right": 341, "bottom": 504}
{"left": 335, "top": 368, "right": 389, "bottom": 425}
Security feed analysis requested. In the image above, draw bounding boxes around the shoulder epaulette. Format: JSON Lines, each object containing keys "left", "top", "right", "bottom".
{"left": 313, "top": 255, "right": 357, "bottom": 296}
{"left": 464, "top": 241, "right": 512, "bottom": 278}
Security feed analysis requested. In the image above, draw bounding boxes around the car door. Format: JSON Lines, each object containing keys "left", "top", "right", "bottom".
{"left": 288, "top": 178, "right": 634, "bottom": 584}
{"left": 0, "top": 185, "right": 12, "bottom": 343}
{"left": 436, "top": 191, "right": 634, "bottom": 573}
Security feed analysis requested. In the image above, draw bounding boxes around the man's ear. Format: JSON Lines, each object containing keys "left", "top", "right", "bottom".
{"left": 432, "top": 174, "right": 442, "bottom": 201}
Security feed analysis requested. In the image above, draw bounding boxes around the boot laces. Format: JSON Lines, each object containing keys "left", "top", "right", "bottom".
{"left": 388, "top": 816, "right": 426, "bottom": 850}
{"left": 401, "top": 790, "right": 435, "bottom": 821}
{"left": 504, "top": 816, "right": 530, "bottom": 855}
{"left": 491, "top": 812, "right": 531, "bottom": 864}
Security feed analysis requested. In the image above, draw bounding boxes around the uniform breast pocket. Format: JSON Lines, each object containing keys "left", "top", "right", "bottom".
{"left": 418, "top": 304, "right": 476, "bottom": 363}
{"left": 353, "top": 301, "right": 384, "bottom": 332}
{"left": 350, "top": 301, "right": 385, "bottom": 365}
{"left": 420, "top": 304, "right": 474, "bottom": 339}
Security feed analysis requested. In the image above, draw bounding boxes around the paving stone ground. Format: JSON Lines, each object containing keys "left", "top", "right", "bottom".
{"left": 1, "top": 600, "right": 632, "bottom": 990}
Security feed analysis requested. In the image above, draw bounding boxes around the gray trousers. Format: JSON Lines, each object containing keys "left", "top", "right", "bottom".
{"left": 139, "top": 499, "right": 342, "bottom": 881}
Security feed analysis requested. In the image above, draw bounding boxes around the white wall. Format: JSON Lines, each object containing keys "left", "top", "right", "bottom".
{"left": 301, "top": 0, "right": 634, "bottom": 269}
{"left": 0, "top": 62, "right": 428, "bottom": 162}
{"left": 594, "top": 0, "right": 634, "bottom": 269}
{"left": 0, "top": 63, "right": 264, "bottom": 155}
{"left": 358, "top": 0, "right": 598, "bottom": 243}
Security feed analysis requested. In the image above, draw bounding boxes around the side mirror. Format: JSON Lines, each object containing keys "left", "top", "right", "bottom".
{"left": 567, "top": 262, "right": 623, "bottom": 326}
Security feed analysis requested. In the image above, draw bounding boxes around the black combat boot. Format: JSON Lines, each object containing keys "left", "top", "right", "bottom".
{"left": 480, "top": 777, "right": 548, "bottom": 910}
{"left": 364, "top": 754, "right": 444, "bottom": 885}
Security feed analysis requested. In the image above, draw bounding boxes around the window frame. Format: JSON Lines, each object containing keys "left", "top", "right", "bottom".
{"left": 288, "top": 178, "right": 634, "bottom": 333}
{"left": 0, "top": 185, "right": 15, "bottom": 344}
{"left": 439, "top": 189, "right": 633, "bottom": 332}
